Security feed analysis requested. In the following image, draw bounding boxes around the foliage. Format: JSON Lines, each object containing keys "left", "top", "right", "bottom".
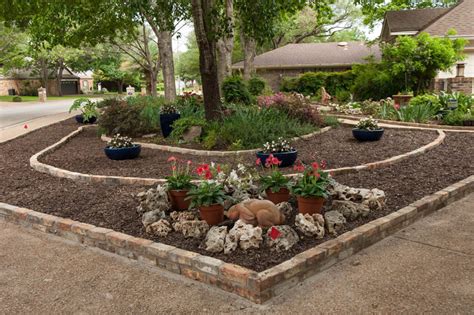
{"left": 356, "top": 116, "right": 380, "bottom": 130}
{"left": 360, "top": 100, "right": 380, "bottom": 116}
{"left": 160, "top": 103, "right": 180, "bottom": 115}
{"left": 261, "top": 137, "right": 294, "bottom": 154}
{"left": 170, "top": 116, "right": 207, "bottom": 140}
{"left": 127, "top": 96, "right": 165, "bottom": 128}
{"left": 291, "top": 161, "right": 330, "bottom": 198}
{"left": 222, "top": 75, "right": 252, "bottom": 105}
{"left": 165, "top": 157, "right": 195, "bottom": 191}
{"left": 175, "top": 32, "right": 201, "bottom": 84}
{"left": 12, "top": 96, "right": 22, "bottom": 102}
{"left": 202, "top": 129, "right": 218, "bottom": 150}
{"left": 247, "top": 76, "right": 266, "bottom": 96}
{"left": 409, "top": 94, "right": 441, "bottom": 112}
{"left": 186, "top": 181, "right": 228, "bottom": 208}
{"left": 107, "top": 134, "right": 135, "bottom": 148}
{"left": 69, "top": 98, "right": 99, "bottom": 122}
{"left": 438, "top": 91, "right": 473, "bottom": 112}
{"left": 382, "top": 32, "right": 466, "bottom": 94}
{"left": 258, "top": 155, "right": 290, "bottom": 193}
{"left": 323, "top": 115, "right": 340, "bottom": 127}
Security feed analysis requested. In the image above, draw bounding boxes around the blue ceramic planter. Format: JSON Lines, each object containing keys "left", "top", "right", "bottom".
{"left": 75, "top": 114, "right": 97, "bottom": 124}
{"left": 160, "top": 113, "right": 181, "bottom": 138}
{"left": 352, "top": 128, "right": 384, "bottom": 141}
{"left": 256, "top": 150, "right": 298, "bottom": 168}
{"left": 104, "top": 144, "right": 141, "bottom": 160}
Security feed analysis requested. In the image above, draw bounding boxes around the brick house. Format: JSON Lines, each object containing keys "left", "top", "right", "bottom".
{"left": 232, "top": 41, "right": 381, "bottom": 91}
{"left": 0, "top": 67, "right": 94, "bottom": 96}
{"left": 381, "top": 0, "right": 474, "bottom": 94}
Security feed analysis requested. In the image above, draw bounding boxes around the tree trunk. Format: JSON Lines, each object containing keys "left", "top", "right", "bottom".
{"left": 157, "top": 31, "right": 176, "bottom": 101}
{"left": 56, "top": 58, "right": 64, "bottom": 97}
{"left": 150, "top": 70, "right": 158, "bottom": 97}
{"left": 217, "top": 0, "right": 234, "bottom": 89}
{"left": 39, "top": 58, "right": 49, "bottom": 93}
{"left": 191, "top": 0, "right": 222, "bottom": 121}
{"left": 241, "top": 32, "right": 256, "bottom": 80}
{"left": 118, "top": 80, "right": 124, "bottom": 94}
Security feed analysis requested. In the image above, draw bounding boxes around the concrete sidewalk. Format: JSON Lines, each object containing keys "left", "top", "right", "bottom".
{"left": 1, "top": 193, "right": 472, "bottom": 314}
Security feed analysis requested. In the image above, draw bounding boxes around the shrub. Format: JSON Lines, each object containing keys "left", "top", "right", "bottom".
{"left": 97, "top": 97, "right": 120, "bottom": 108}
{"left": 12, "top": 96, "right": 22, "bottom": 102}
{"left": 360, "top": 100, "right": 381, "bottom": 116}
{"left": 170, "top": 116, "right": 207, "bottom": 140}
{"left": 247, "top": 76, "right": 266, "bottom": 96}
{"left": 409, "top": 94, "right": 441, "bottom": 113}
{"left": 351, "top": 61, "right": 401, "bottom": 101}
{"left": 222, "top": 75, "right": 251, "bottom": 105}
{"left": 393, "top": 102, "right": 437, "bottom": 123}
{"left": 442, "top": 109, "right": 469, "bottom": 125}
{"left": 438, "top": 91, "right": 473, "bottom": 112}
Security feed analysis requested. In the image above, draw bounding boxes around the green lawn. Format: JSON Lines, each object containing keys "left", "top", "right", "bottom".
{"left": 0, "top": 93, "right": 118, "bottom": 102}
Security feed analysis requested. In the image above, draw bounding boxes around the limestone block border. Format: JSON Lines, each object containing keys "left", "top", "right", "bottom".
{"left": 1, "top": 175, "right": 472, "bottom": 303}
{"left": 100, "top": 126, "right": 333, "bottom": 157}
{"left": 30, "top": 125, "right": 446, "bottom": 186}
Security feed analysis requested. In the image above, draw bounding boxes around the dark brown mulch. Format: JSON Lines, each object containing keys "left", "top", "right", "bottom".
{"left": 1, "top": 119, "right": 472, "bottom": 272}
{"left": 40, "top": 126, "right": 438, "bottom": 178}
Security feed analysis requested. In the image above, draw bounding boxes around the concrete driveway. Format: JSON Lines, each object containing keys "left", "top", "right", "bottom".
{"left": 0, "top": 99, "right": 78, "bottom": 129}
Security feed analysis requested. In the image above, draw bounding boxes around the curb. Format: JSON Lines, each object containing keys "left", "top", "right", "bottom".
{"left": 100, "top": 127, "right": 333, "bottom": 157}
{"left": 31, "top": 126, "right": 445, "bottom": 186}
{"left": 1, "top": 175, "right": 472, "bottom": 303}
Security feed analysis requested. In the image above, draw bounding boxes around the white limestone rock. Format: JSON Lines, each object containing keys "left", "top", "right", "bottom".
{"left": 331, "top": 200, "right": 370, "bottom": 221}
{"left": 202, "top": 226, "right": 228, "bottom": 253}
{"left": 170, "top": 210, "right": 197, "bottom": 222}
{"left": 173, "top": 220, "right": 209, "bottom": 239}
{"left": 142, "top": 209, "right": 165, "bottom": 228}
{"left": 324, "top": 210, "right": 347, "bottom": 236}
{"left": 146, "top": 219, "right": 172, "bottom": 237}
{"left": 136, "top": 185, "right": 171, "bottom": 214}
{"left": 224, "top": 220, "right": 263, "bottom": 254}
{"left": 277, "top": 202, "right": 293, "bottom": 219}
{"left": 295, "top": 213, "right": 325, "bottom": 239}
{"left": 265, "top": 225, "right": 299, "bottom": 251}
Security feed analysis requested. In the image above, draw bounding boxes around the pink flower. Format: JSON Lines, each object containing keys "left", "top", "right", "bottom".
{"left": 205, "top": 171, "right": 212, "bottom": 180}
{"left": 311, "top": 162, "right": 319, "bottom": 170}
{"left": 394, "top": 103, "right": 400, "bottom": 110}
{"left": 321, "top": 160, "right": 327, "bottom": 169}
{"left": 187, "top": 160, "right": 192, "bottom": 165}
{"left": 256, "top": 158, "right": 261, "bottom": 166}
{"left": 23, "top": 124, "right": 28, "bottom": 129}
{"left": 167, "top": 156, "right": 176, "bottom": 162}
{"left": 171, "top": 165, "right": 176, "bottom": 171}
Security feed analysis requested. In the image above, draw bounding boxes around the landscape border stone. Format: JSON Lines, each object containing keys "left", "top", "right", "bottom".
{"left": 1, "top": 175, "right": 472, "bottom": 303}
{"left": 30, "top": 126, "right": 445, "bottom": 186}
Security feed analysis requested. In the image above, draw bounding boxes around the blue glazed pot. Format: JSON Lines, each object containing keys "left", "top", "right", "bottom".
{"left": 104, "top": 144, "right": 141, "bottom": 160}
{"left": 256, "top": 150, "right": 298, "bottom": 168}
{"left": 352, "top": 128, "right": 384, "bottom": 141}
{"left": 75, "top": 114, "right": 97, "bottom": 124}
{"left": 160, "top": 113, "right": 181, "bottom": 138}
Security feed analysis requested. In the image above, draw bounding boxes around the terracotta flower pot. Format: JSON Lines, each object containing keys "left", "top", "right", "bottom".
{"left": 297, "top": 196, "right": 325, "bottom": 215}
{"left": 265, "top": 188, "right": 290, "bottom": 204}
{"left": 199, "top": 204, "right": 224, "bottom": 226}
{"left": 168, "top": 190, "right": 190, "bottom": 210}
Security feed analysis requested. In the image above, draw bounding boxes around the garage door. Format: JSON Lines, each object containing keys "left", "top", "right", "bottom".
{"left": 61, "top": 80, "right": 78, "bottom": 95}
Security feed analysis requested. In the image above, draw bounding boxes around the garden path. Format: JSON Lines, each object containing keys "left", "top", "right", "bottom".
{"left": 1, "top": 193, "right": 472, "bottom": 313}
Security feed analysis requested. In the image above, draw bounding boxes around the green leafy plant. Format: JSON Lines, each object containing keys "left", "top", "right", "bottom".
{"left": 12, "top": 96, "right": 22, "bottom": 102}
{"left": 222, "top": 75, "right": 251, "bottom": 105}
{"left": 360, "top": 100, "right": 380, "bottom": 116}
{"left": 69, "top": 98, "right": 99, "bottom": 122}
{"left": 160, "top": 103, "right": 180, "bottom": 115}
{"left": 165, "top": 157, "right": 195, "bottom": 191}
{"left": 107, "top": 134, "right": 135, "bottom": 148}
{"left": 257, "top": 155, "right": 290, "bottom": 193}
{"left": 247, "top": 76, "right": 266, "bottom": 96}
{"left": 170, "top": 116, "right": 207, "bottom": 140}
{"left": 186, "top": 181, "right": 227, "bottom": 208}
{"left": 291, "top": 161, "right": 330, "bottom": 198}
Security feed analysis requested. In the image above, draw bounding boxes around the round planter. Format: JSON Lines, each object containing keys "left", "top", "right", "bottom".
{"left": 168, "top": 190, "right": 191, "bottom": 210}
{"left": 75, "top": 114, "right": 97, "bottom": 124}
{"left": 199, "top": 204, "right": 224, "bottom": 226}
{"left": 256, "top": 150, "right": 298, "bottom": 168}
{"left": 297, "top": 196, "right": 325, "bottom": 215}
{"left": 104, "top": 144, "right": 141, "bottom": 160}
{"left": 352, "top": 128, "right": 384, "bottom": 141}
{"left": 160, "top": 113, "right": 181, "bottom": 138}
{"left": 265, "top": 188, "right": 290, "bottom": 204}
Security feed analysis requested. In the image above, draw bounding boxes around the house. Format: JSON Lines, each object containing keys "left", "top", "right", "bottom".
{"left": 381, "top": 0, "right": 474, "bottom": 94}
{"left": 232, "top": 41, "right": 381, "bottom": 91}
{"left": 0, "top": 67, "right": 94, "bottom": 96}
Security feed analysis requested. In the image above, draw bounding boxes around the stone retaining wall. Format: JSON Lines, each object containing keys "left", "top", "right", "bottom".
{"left": 1, "top": 175, "right": 472, "bottom": 303}
{"left": 31, "top": 126, "right": 445, "bottom": 186}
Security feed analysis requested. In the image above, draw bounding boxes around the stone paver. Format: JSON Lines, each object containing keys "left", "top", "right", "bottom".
{"left": 1, "top": 193, "right": 473, "bottom": 314}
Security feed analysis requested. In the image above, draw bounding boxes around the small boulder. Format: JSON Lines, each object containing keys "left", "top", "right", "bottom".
{"left": 136, "top": 185, "right": 171, "bottom": 214}
{"left": 173, "top": 220, "right": 209, "bottom": 239}
{"left": 265, "top": 225, "right": 299, "bottom": 251}
{"left": 224, "top": 220, "right": 263, "bottom": 254}
{"left": 142, "top": 209, "right": 165, "bottom": 228}
{"left": 182, "top": 126, "right": 202, "bottom": 142}
{"left": 295, "top": 213, "right": 325, "bottom": 239}
{"left": 170, "top": 210, "right": 197, "bottom": 222}
{"left": 324, "top": 210, "right": 346, "bottom": 236}
{"left": 331, "top": 200, "right": 370, "bottom": 221}
{"left": 146, "top": 219, "right": 172, "bottom": 237}
{"left": 202, "top": 226, "right": 228, "bottom": 253}
{"left": 277, "top": 202, "right": 293, "bottom": 219}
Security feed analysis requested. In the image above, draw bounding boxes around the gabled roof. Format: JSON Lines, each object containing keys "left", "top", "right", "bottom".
{"left": 383, "top": 8, "right": 449, "bottom": 33}
{"left": 232, "top": 41, "right": 380, "bottom": 69}
{"left": 423, "top": 0, "right": 474, "bottom": 36}
{"left": 1, "top": 67, "right": 80, "bottom": 80}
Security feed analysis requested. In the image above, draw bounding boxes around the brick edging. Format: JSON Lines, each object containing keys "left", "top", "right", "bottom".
{"left": 100, "top": 127, "right": 332, "bottom": 156}
{"left": 1, "top": 175, "right": 473, "bottom": 303}
{"left": 30, "top": 127, "right": 445, "bottom": 186}
{"left": 329, "top": 113, "right": 474, "bottom": 132}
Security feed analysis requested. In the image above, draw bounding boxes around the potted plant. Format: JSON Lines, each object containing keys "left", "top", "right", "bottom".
{"left": 291, "top": 161, "right": 330, "bottom": 215}
{"left": 186, "top": 181, "right": 228, "bottom": 225}
{"left": 165, "top": 157, "right": 195, "bottom": 210}
{"left": 257, "top": 155, "right": 291, "bottom": 204}
{"left": 159, "top": 103, "right": 180, "bottom": 138}
{"left": 352, "top": 117, "right": 384, "bottom": 141}
{"left": 256, "top": 137, "right": 297, "bottom": 168}
{"left": 69, "top": 98, "right": 99, "bottom": 124}
{"left": 104, "top": 134, "right": 141, "bottom": 160}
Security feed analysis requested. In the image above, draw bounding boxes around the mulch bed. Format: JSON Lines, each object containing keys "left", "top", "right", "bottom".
{"left": 40, "top": 126, "right": 438, "bottom": 178}
{"left": 1, "top": 119, "right": 472, "bottom": 272}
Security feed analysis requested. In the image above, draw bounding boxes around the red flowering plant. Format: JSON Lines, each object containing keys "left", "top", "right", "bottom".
{"left": 186, "top": 162, "right": 228, "bottom": 208}
{"left": 290, "top": 160, "right": 330, "bottom": 198}
{"left": 165, "top": 156, "right": 195, "bottom": 191}
{"left": 257, "top": 155, "right": 290, "bottom": 193}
